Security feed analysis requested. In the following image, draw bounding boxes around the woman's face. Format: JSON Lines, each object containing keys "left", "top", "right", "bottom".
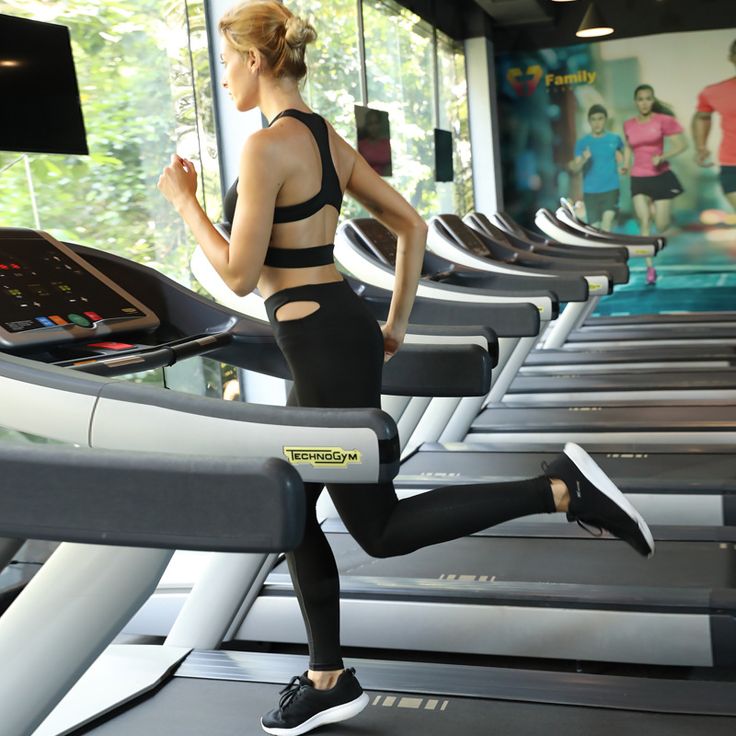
{"left": 635, "top": 88, "right": 654, "bottom": 115}
{"left": 220, "top": 42, "right": 257, "bottom": 112}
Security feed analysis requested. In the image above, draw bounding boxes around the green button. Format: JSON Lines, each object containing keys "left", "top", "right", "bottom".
{"left": 68, "top": 313, "right": 92, "bottom": 327}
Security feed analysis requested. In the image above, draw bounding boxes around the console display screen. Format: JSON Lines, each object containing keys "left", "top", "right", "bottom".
{"left": 0, "top": 236, "right": 144, "bottom": 334}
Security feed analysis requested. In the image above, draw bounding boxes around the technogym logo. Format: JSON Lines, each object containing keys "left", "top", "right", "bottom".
{"left": 283, "top": 447, "right": 362, "bottom": 468}
{"left": 507, "top": 65, "right": 597, "bottom": 96}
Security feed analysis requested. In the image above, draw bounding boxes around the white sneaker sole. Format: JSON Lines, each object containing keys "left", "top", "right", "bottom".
{"left": 261, "top": 692, "right": 369, "bottom": 736}
{"left": 564, "top": 442, "right": 655, "bottom": 557}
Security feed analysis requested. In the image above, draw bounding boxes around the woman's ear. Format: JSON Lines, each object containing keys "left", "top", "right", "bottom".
{"left": 248, "top": 48, "right": 261, "bottom": 74}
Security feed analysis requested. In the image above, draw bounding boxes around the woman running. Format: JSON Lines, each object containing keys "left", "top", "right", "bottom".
{"left": 158, "top": 3, "right": 654, "bottom": 734}
{"left": 622, "top": 84, "right": 688, "bottom": 284}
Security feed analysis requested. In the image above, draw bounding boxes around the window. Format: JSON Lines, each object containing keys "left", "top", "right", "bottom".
{"left": 363, "top": 0, "right": 437, "bottom": 215}
{"left": 437, "top": 31, "right": 474, "bottom": 215}
{"left": 287, "top": 0, "right": 474, "bottom": 220}
{"left": 0, "top": 0, "right": 219, "bottom": 285}
{"left": 288, "top": 0, "right": 365, "bottom": 218}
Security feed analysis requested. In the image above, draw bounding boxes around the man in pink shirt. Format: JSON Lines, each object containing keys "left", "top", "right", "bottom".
{"left": 693, "top": 39, "right": 736, "bottom": 210}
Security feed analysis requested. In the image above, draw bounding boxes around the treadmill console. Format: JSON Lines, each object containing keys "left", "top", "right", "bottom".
{"left": 0, "top": 228, "right": 158, "bottom": 349}
{"left": 351, "top": 219, "right": 399, "bottom": 266}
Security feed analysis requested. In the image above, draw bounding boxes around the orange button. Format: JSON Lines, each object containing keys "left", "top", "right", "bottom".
{"left": 48, "top": 315, "right": 68, "bottom": 325}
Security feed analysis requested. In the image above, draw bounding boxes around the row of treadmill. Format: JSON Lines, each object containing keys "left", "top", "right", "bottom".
{"left": 1, "top": 201, "right": 735, "bottom": 736}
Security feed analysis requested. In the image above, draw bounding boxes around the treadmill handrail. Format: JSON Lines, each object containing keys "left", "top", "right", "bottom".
{"left": 428, "top": 215, "right": 596, "bottom": 300}
{"left": 0, "top": 443, "right": 304, "bottom": 552}
{"left": 336, "top": 220, "right": 556, "bottom": 321}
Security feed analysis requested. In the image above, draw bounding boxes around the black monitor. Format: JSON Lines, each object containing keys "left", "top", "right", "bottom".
{"left": 0, "top": 14, "right": 88, "bottom": 155}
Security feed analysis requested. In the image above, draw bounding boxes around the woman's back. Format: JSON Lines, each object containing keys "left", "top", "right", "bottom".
{"left": 245, "top": 110, "right": 355, "bottom": 299}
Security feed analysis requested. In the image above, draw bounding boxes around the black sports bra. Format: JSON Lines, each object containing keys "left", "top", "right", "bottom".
{"left": 222, "top": 109, "right": 343, "bottom": 269}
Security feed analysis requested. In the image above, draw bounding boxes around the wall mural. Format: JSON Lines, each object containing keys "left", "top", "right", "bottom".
{"left": 496, "top": 28, "right": 736, "bottom": 235}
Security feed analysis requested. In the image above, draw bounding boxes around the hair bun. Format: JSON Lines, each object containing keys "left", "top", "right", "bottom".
{"left": 284, "top": 14, "right": 317, "bottom": 49}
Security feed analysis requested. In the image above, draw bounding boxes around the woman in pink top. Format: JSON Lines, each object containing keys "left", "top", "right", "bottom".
{"left": 622, "top": 84, "right": 688, "bottom": 284}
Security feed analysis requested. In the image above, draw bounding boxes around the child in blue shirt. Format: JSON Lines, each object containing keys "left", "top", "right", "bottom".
{"left": 569, "top": 104, "right": 624, "bottom": 230}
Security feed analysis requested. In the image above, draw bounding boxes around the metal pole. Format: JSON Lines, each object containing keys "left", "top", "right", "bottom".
{"left": 356, "top": 0, "right": 368, "bottom": 105}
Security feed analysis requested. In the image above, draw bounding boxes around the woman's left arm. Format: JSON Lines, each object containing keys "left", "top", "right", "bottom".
{"left": 158, "top": 131, "right": 281, "bottom": 296}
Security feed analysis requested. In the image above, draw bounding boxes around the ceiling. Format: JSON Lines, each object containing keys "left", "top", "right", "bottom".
{"left": 395, "top": 0, "right": 736, "bottom": 48}
{"left": 490, "top": 0, "right": 736, "bottom": 52}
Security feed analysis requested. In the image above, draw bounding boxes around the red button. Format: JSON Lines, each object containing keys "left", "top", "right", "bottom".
{"left": 87, "top": 342, "right": 134, "bottom": 350}
{"left": 83, "top": 311, "right": 102, "bottom": 322}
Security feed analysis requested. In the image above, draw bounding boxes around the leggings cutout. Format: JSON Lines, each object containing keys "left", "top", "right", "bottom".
{"left": 274, "top": 300, "right": 321, "bottom": 322}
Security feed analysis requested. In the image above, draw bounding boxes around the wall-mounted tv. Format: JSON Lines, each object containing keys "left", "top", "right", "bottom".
{"left": 0, "top": 14, "right": 88, "bottom": 155}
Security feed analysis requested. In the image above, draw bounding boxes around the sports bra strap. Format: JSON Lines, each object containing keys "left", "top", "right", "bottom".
{"left": 264, "top": 243, "right": 334, "bottom": 269}
{"left": 269, "top": 109, "right": 343, "bottom": 224}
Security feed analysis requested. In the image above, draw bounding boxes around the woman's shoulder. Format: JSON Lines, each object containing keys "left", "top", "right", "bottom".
{"left": 323, "top": 118, "right": 359, "bottom": 169}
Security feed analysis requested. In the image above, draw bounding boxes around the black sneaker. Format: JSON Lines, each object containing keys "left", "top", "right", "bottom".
{"left": 260, "top": 668, "right": 369, "bottom": 736}
{"left": 543, "top": 442, "right": 655, "bottom": 558}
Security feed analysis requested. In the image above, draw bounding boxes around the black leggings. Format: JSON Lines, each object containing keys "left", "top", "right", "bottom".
{"left": 265, "top": 280, "right": 555, "bottom": 671}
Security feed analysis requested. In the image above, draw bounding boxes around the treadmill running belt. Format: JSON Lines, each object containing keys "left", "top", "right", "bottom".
{"left": 323, "top": 535, "right": 736, "bottom": 590}
{"left": 80, "top": 675, "right": 736, "bottom": 735}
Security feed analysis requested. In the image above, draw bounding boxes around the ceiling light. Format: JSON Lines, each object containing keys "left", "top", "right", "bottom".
{"left": 576, "top": 2, "right": 614, "bottom": 38}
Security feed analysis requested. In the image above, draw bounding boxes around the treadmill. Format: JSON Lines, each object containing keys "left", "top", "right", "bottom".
{"left": 329, "top": 217, "right": 736, "bottom": 528}
{"left": 3, "top": 230, "right": 734, "bottom": 736}
{"left": 3, "top": 442, "right": 735, "bottom": 736}
{"left": 432, "top": 215, "right": 736, "bottom": 393}
{"left": 418, "top": 216, "right": 736, "bottom": 446}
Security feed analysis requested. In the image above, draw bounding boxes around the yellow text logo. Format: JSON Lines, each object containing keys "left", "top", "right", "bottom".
{"left": 283, "top": 447, "right": 362, "bottom": 468}
{"left": 545, "top": 70, "right": 597, "bottom": 88}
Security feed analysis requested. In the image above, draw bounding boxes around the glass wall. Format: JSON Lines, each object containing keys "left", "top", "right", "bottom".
{"left": 276, "top": 0, "right": 474, "bottom": 219}
{"left": 0, "top": 0, "right": 219, "bottom": 285}
{"left": 437, "top": 30, "right": 474, "bottom": 215}
{"left": 363, "top": 0, "right": 436, "bottom": 214}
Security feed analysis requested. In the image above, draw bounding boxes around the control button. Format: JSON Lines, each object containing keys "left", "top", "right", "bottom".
{"left": 35, "top": 316, "right": 54, "bottom": 327}
{"left": 83, "top": 311, "right": 102, "bottom": 322}
{"left": 49, "top": 315, "right": 68, "bottom": 325}
{"left": 67, "top": 313, "right": 92, "bottom": 327}
{"left": 87, "top": 342, "right": 134, "bottom": 350}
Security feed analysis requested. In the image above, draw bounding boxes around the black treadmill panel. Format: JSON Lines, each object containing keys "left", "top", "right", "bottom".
{"left": 0, "top": 229, "right": 158, "bottom": 347}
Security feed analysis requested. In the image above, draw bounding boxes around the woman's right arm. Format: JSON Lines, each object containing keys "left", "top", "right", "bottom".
{"left": 345, "top": 149, "right": 427, "bottom": 357}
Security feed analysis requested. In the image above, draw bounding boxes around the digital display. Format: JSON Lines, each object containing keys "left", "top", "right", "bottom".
{"left": 0, "top": 14, "right": 88, "bottom": 155}
{"left": 0, "top": 237, "right": 143, "bottom": 334}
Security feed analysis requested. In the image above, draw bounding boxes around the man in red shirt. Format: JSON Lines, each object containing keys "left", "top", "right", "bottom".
{"left": 693, "top": 39, "right": 736, "bottom": 210}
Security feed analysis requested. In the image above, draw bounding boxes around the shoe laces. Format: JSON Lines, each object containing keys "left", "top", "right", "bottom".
{"left": 278, "top": 674, "right": 311, "bottom": 710}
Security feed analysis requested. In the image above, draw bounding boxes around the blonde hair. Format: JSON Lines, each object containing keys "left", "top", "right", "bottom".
{"left": 219, "top": 1, "right": 317, "bottom": 80}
